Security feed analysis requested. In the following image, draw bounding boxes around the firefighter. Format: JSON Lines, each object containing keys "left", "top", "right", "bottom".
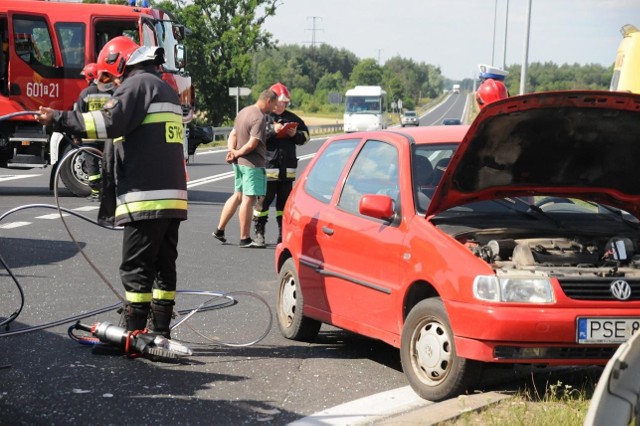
{"left": 475, "top": 64, "right": 509, "bottom": 110}
{"left": 76, "top": 62, "right": 112, "bottom": 201}
{"left": 35, "top": 36, "right": 187, "bottom": 341}
{"left": 475, "top": 78, "right": 509, "bottom": 110}
{"left": 252, "top": 82, "right": 309, "bottom": 246}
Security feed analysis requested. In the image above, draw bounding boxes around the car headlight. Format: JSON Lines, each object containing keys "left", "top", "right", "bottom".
{"left": 472, "top": 275, "right": 555, "bottom": 303}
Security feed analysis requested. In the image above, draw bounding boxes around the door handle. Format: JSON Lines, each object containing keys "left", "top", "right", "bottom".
{"left": 322, "top": 226, "right": 334, "bottom": 236}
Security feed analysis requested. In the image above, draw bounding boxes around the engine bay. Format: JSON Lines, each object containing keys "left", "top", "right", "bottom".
{"left": 463, "top": 235, "right": 640, "bottom": 278}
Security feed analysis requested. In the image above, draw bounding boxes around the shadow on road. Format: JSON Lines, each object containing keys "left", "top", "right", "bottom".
{"left": 0, "top": 320, "right": 303, "bottom": 425}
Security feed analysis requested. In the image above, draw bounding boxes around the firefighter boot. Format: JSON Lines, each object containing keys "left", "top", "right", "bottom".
{"left": 92, "top": 303, "right": 149, "bottom": 356}
{"left": 124, "top": 303, "right": 151, "bottom": 332}
{"left": 276, "top": 216, "right": 283, "bottom": 244}
{"left": 253, "top": 216, "right": 267, "bottom": 248}
{"left": 149, "top": 301, "right": 174, "bottom": 339}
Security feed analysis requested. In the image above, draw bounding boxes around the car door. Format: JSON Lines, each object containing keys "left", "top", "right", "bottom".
{"left": 319, "top": 138, "right": 406, "bottom": 336}
{"left": 296, "top": 138, "right": 361, "bottom": 315}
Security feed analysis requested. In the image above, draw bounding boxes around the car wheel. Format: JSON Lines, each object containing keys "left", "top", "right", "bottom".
{"left": 400, "top": 298, "right": 483, "bottom": 401}
{"left": 276, "top": 258, "right": 321, "bottom": 342}
{"left": 59, "top": 144, "right": 91, "bottom": 197}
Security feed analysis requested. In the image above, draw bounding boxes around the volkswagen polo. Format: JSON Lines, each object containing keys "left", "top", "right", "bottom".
{"left": 275, "top": 91, "right": 640, "bottom": 401}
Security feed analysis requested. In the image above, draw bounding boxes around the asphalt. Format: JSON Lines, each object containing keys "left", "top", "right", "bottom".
{"left": 288, "top": 386, "right": 512, "bottom": 425}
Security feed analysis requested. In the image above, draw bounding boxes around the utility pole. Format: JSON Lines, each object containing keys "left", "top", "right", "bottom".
{"left": 305, "top": 16, "right": 323, "bottom": 50}
{"left": 491, "top": 0, "right": 498, "bottom": 65}
{"left": 305, "top": 16, "right": 323, "bottom": 86}
{"left": 503, "top": 0, "right": 509, "bottom": 69}
{"left": 519, "top": 0, "right": 532, "bottom": 94}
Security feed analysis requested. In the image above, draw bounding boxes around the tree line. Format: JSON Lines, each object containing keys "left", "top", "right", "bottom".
{"left": 90, "top": 1, "right": 614, "bottom": 126}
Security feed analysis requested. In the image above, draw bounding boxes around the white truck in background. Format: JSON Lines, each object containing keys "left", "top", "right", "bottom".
{"left": 343, "top": 85, "right": 389, "bottom": 132}
{"left": 452, "top": 84, "right": 461, "bottom": 94}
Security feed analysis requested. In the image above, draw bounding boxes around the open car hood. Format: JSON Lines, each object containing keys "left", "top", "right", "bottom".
{"left": 426, "top": 91, "right": 640, "bottom": 218}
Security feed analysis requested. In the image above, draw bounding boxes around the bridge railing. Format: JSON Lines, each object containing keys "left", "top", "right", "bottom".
{"left": 211, "top": 124, "right": 343, "bottom": 142}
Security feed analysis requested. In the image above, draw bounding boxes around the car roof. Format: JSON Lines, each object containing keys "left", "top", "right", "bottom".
{"left": 427, "top": 90, "right": 640, "bottom": 217}
{"left": 395, "top": 124, "right": 468, "bottom": 143}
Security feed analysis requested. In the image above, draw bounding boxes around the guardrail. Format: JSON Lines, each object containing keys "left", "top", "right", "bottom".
{"left": 211, "top": 123, "right": 344, "bottom": 142}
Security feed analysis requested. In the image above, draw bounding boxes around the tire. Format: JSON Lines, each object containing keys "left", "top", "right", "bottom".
{"left": 400, "top": 298, "right": 483, "bottom": 401}
{"left": 58, "top": 144, "right": 91, "bottom": 197}
{"left": 276, "top": 258, "right": 321, "bottom": 342}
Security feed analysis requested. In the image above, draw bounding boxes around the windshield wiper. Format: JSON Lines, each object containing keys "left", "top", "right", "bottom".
{"left": 495, "top": 197, "right": 566, "bottom": 229}
{"left": 584, "top": 201, "right": 640, "bottom": 230}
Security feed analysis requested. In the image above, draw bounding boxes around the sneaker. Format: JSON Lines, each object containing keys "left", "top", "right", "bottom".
{"left": 212, "top": 229, "right": 226, "bottom": 243}
{"left": 239, "top": 238, "right": 264, "bottom": 248}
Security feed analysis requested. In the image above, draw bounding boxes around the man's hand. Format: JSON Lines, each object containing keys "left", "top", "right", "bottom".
{"left": 34, "top": 106, "right": 54, "bottom": 126}
{"left": 225, "top": 150, "right": 235, "bottom": 164}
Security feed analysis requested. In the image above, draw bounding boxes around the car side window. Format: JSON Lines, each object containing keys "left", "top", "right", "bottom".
{"left": 338, "top": 140, "right": 399, "bottom": 214}
{"left": 304, "top": 139, "right": 359, "bottom": 203}
{"left": 413, "top": 145, "right": 457, "bottom": 213}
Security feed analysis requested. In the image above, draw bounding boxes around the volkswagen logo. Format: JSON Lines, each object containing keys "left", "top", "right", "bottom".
{"left": 610, "top": 280, "right": 632, "bottom": 301}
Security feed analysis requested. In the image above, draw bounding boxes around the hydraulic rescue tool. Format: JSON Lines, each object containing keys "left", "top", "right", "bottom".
{"left": 73, "top": 321, "right": 192, "bottom": 362}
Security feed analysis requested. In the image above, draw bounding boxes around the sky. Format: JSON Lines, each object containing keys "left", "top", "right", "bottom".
{"left": 262, "top": 0, "right": 640, "bottom": 81}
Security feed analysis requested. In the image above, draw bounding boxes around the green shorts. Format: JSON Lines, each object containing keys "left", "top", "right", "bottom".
{"left": 233, "top": 164, "right": 266, "bottom": 196}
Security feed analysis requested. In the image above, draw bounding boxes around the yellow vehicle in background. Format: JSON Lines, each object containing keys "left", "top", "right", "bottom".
{"left": 610, "top": 24, "right": 640, "bottom": 94}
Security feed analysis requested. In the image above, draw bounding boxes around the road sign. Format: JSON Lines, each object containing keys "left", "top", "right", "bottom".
{"left": 228, "top": 87, "right": 251, "bottom": 96}
{"left": 397, "top": 99, "right": 403, "bottom": 110}
{"left": 328, "top": 92, "right": 342, "bottom": 104}
{"left": 229, "top": 87, "right": 252, "bottom": 115}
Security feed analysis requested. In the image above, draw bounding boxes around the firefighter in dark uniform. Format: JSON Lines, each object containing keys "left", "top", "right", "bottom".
{"left": 252, "top": 82, "right": 309, "bottom": 246}
{"left": 35, "top": 36, "right": 187, "bottom": 340}
{"left": 76, "top": 62, "right": 112, "bottom": 201}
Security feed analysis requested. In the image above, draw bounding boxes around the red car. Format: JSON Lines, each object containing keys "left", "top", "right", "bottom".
{"left": 275, "top": 91, "right": 640, "bottom": 401}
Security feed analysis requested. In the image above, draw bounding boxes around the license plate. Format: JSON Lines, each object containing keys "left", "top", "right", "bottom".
{"left": 577, "top": 317, "right": 640, "bottom": 344}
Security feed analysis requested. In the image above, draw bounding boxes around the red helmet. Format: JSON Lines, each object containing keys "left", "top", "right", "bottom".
{"left": 96, "top": 36, "right": 139, "bottom": 79}
{"left": 81, "top": 62, "right": 97, "bottom": 83}
{"left": 270, "top": 82, "right": 291, "bottom": 103}
{"left": 475, "top": 79, "right": 509, "bottom": 110}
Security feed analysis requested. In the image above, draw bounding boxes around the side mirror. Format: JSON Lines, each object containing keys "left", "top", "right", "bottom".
{"left": 359, "top": 194, "right": 396, "bottom": 222}
{"left": 174, "top": 44, "right": 186, "bottom": 69}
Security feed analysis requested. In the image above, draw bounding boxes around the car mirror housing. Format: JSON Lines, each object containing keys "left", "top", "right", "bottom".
{"left": 359, "top": 194, "right": 396, "bottom": 221}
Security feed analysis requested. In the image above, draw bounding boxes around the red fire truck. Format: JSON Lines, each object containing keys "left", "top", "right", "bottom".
{"left": 0, "top": 0, "right": 195, "bottom": 196}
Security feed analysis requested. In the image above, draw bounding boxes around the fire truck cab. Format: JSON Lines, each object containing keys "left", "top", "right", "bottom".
{"left": 0, "top": 0, "right": 194, "bottom": 196}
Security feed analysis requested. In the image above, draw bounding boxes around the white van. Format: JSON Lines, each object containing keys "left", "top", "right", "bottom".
{"left": 343, "top": 85, "right": 390, "bottom": 132}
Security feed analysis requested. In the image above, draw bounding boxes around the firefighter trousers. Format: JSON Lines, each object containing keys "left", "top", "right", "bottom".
{"left": 254, "top": 180, "right": 293, "bottom": 218}
{"left": 120, "top": 218, "right": 181, "bottom": 303}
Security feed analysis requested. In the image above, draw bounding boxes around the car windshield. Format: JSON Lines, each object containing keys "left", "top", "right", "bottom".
{"left": 345, "top": 96, "right": 382, "bottom": 114}
{"left": 404, "top": 111, "right": 416, "bottom": 117}
{"left": 412, "top": 144, "right": 640, "bottom": 230}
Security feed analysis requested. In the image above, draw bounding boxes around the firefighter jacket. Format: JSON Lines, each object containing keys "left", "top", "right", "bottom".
{"left": 264, "top": 110, "right": 309, "bottom": 181}
{"left": 73, "top": 83, "right": 113, "bottom": 142}
{"left": 74, "top": 83, "right": 113, "bottom": 145}
{"left": 50, "top": 65, "right": 187, "bottom": 226}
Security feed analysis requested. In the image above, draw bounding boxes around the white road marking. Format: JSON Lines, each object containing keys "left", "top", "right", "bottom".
{"left": 0, "top": 221, "right": 32, "bottom": 229}
{"left": 73, "top": 206, "right": 100, "bottom": 211}
{"left": 186, "top": 154, "right": 315, "bottom": 189}
{"left": 288, "top": 386, "right": 431, "bottom": 426}
{"left": 0, "top": 174, "right": 40, "bottom": 182}
{"left": 35, "top": 213, "right": 70, "bottom": 219}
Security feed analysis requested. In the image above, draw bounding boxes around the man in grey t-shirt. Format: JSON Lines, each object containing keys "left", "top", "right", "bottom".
{"left": 213, "top": 89, "right": 277, "bottom": 247}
